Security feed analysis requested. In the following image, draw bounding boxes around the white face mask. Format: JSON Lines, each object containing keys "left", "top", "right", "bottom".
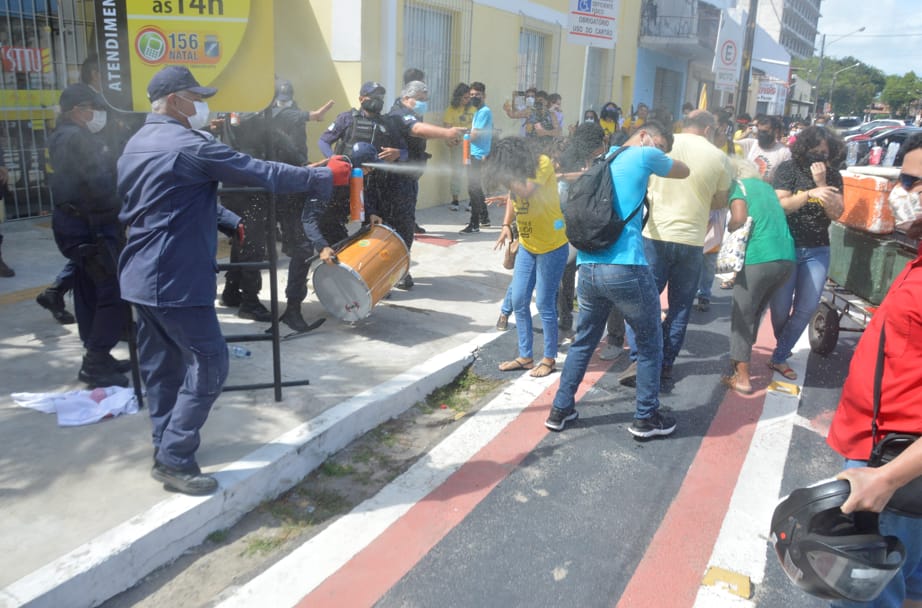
{"left": 889, "top": 185, "right": 922, "bottom": 231}
{"left": 179, "top": 97, "right": 210, "bottom": 130}
{"left": 86, "top": 110, "right": 107, "bottom": 133}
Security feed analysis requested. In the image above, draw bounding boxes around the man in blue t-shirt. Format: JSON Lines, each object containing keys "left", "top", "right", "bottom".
{"left": 460, "top": 81, "right": 493, "bottom": 233}
{"left": 545, "top": 120, "right": 690, "bottom": 438}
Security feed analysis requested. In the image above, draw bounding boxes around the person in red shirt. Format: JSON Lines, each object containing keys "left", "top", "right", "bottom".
{"left": 826, "top": 133, "right": 922, "bottom": 608}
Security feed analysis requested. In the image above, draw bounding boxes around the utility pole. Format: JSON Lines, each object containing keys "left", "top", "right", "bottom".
{"left": 735, "top": 0, "right": 758, "bottom": 118}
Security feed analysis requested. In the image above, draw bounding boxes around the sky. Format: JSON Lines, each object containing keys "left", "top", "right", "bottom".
{"left": 815, "top": 0, "right": 922, "bottom": 77}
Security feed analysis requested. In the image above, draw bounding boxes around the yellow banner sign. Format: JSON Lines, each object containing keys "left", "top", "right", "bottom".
{"left": 94, "top": 0, "right": 274, "bottom": 112}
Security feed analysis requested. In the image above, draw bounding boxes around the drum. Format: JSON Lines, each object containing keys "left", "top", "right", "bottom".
{"left": 312, "top": 225, "right": 410, "bottom": 322}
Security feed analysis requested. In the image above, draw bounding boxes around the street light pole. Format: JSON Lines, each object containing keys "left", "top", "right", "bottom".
{"left": 828, "top": 62, "right": 861, "bottom": 117}
{"left": 812, "top": 26, "right": 865, "bottom": 119}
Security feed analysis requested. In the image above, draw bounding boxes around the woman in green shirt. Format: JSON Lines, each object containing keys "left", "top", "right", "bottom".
{"left": 722, "top": 159, "right": 796, "bottom": 394}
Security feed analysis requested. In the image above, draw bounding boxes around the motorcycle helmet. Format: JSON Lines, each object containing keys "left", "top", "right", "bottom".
{"left": 771, "top": 479, "right": 906, "bottom": 602}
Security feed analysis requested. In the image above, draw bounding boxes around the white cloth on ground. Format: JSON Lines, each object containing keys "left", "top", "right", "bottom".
{"left": 12, "top": 386, "right": 139, "bottom": 426}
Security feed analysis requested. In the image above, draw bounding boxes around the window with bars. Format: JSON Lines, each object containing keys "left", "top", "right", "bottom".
{"left": 403, "top": 2, "right": 461, "bottom": 114}
{"left": 517, "top": 28, "right": 547, "bottom": 91}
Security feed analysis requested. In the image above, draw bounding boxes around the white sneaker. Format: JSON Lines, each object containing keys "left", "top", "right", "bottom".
{"left": 599, "top": 343, "right": 624, "bottom": 361}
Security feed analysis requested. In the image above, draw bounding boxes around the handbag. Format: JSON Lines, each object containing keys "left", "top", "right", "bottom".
{"left": 867, "top": 325, "right": 922, "bottom": 517}
{"left": 503, "top": 238, "right": 519, "bottom": 270}
{"left": 716, "top": 216, "right": 752, "bottom": 274}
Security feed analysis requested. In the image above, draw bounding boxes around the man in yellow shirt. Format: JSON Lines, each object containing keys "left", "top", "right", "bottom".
{"left": 621, "top": 110, "right": 731, "bottom": 385}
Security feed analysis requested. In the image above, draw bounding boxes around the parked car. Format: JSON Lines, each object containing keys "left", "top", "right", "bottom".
{"left": 844, "top": 124, "right": 901, "bottom": 143}
{"left": 833, "top": 116, "right": 861, "bottom": 130}
{"left": 848, "top": 127, "right": 922, "bottom": 166}
{"left": 840, "top": 119, "right": 905, "bottom": 139}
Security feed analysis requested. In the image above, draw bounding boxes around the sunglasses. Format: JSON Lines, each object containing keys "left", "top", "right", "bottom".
{"left": 899, "top": 172, "right": 922, "bottom": 191}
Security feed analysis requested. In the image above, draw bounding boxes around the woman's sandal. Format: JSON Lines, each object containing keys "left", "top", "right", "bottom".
{"left": 529, "top": 360, "right": 557, "bottom": 378}
{"left": 498, "top": 357, "right": 534, "bottom": 372}
{"left": 721, "top": 374, "right": 754, "bottom": 395}
{"left": 768, "top": 361, "right": 798, "bottom": 381}
{"left": 720, "top": 278, "right": 735, "bottom": 290}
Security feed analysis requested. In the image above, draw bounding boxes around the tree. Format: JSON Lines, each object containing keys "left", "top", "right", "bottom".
{"left": 881, "top": 72, "right": 922, "bottom": 117}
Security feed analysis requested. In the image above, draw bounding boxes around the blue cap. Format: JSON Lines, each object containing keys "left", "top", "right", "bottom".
{"left": 147, "top": 66, "right": 217, "bottom": 101}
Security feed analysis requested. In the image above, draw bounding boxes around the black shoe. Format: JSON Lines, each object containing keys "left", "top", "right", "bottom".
{"left": 151, "top": 461, "right": 218, "bottom": 496}
{"left": 279, "top": 304, "right": 310, "bottom": 332}
{"left": 0, "top": 256, "right": 14, "bottom": 277}
{"left": 545, "top": 407, "right": 578, "bottom": 431}
{"left": 618, "top": 361, "right": 638, "bottom": 387}
{"left": 459, "top": 224, "right": 479, "bottom": 234}
{"left": 694, "top": 297, "right": 710, "bottom": 312}
{"left": 480, "top": 218, "right": 491, "bottom": 227}
{"left": 629, "top": 410, "right": 677, "bottom": 438}
{"left": 105, "top": 353, "right": 132, "bottom": 374}
{"left": 414, "top": 223, "right": 427, "bottom": 234}
{"left": 36, "top": 288, "right": 76, "bottom": 324}
{"left": 395, "top": 273, "right": 414, "bottom": 290}
{"left": 496, "top": 313, "right": 509, "bottom": 331}
{"left": 78, "top": 352, "right": 130, "bottom": 388}
{"left": 238, "top": 301, "right": 273, "bottom": 322}
{"left": 220, "top": 288, "right": 242, "bottom": 307}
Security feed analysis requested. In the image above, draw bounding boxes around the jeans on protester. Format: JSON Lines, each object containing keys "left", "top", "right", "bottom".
{"left": 552, "top": 263, "right": 663, "bottom": 419}
{"left": 697, "top": 251, "right": 718, "bottom": 300}
{"left": 626, "top": 238, "right": 702, "bottom": 368}
{"left": 510, "top": 242, "right": 568, "bottom": 360}
{"left": 830, "top": 460, "right": 922, "bottom": 608}
{"left": 768, "top": 246, "right": 830, "bottom": 365}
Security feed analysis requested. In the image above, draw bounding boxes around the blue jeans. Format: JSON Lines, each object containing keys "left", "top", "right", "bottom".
{"left": 510, "top": 243, "right": 568, "bottom": 360}
{"left": 697, "top": 251, "right": 718, "bottom": 300}
{"left": 626, "top": 238, "right": 702, "bottom": 368}
{"left": 769, "top": 246, "right": 830, "bottom": 364}
{"left": 501, "top": 283, "right": 513, "bottom": 317}
{"left": 830, "top": 460, "right": 922, "bottom": 608}
{"left": 552, "top": 263, "right": 663, "bottom": 419}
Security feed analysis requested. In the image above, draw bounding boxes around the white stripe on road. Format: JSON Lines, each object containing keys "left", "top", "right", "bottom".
{"left": 216, "top": 367, "right": 561, "bottom": 608}
{"left": 693, "top": 331, "right": 812, "bottom": 607}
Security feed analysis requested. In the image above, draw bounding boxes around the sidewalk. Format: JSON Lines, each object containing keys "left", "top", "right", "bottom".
{"left": 0, "top": 204, "right": 512, "bottom": 608}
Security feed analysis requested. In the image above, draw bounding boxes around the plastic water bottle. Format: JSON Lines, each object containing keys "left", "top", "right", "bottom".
{"left": 462, "top": 133, "right": 471, "bottom": 165}
{"left": 230, "top": 345, "right": 251, "bottom": 359}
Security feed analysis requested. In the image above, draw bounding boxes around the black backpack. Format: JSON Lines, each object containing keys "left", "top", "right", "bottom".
{"left": 563, "top": 146, "right": 647, "bottom": 252}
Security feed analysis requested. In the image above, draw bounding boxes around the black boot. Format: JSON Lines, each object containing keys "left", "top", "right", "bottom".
{"left": 78, "top": 350, "right": 130, "bottom": 388}
{"left": 36, "top": 287, "right": 76, "bottom": 324}
{"left": 104, "top": 352, "right": 132, "bottom": 374}
{"left": 238, "top": 298, "right": 273, "bottom": 322}
{"left": 279, "top": 301, "right": 310, "bottom": 332}
{"left": 0, "top": 252, "right": 13, "bottom": 277}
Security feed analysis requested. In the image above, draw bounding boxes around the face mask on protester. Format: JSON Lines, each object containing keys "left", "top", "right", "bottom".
{"left": 470, "top": 96, "right": 483, "bottom": 108}
{"left": 412, "top": 99, "right": 428, "bottom": 115}
{"left": 757, "top": 131, "right": 775, "bottom": 148}
{"left": 807, "top": 152, "right": 828, "bottom": 164}
{"left": 86, "top": 110, "right": 107, "bottom": 134}
{"left": 179, "top": 97, "right": 210, "bottom": 130}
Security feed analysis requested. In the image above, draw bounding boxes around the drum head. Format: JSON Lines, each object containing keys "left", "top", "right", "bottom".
{"left": 312, "top": 263, "right": 373, "bottom": 322}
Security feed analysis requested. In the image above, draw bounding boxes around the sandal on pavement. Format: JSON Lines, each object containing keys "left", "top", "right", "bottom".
{"left": 720, "top": 278, "right": 735, "bottom": 290}
{"left": 768, "top": 361, "right": 798, "bottom": 381}
{"left": 499, "top": 357, "right": 533, "bottom": 372}
{"left": 529, "top": 360, "right": 557, "bottom": 378}
{"left": 721, "top": 374, "right": 753, "bottom": 395}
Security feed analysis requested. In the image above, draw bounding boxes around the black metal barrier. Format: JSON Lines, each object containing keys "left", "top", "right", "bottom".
{"left": 127, "top": 185, "right": 309, "bottom": 407}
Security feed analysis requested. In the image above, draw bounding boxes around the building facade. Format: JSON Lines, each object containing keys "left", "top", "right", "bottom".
{"left": 755, "top": 0, "right": 821, "bottom": 60}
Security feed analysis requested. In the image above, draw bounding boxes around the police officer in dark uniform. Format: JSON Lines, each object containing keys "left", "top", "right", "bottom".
{"left": 48, "top": 83, "right": 129, "bottom": 387}
{"left": 270, "top": 79, "right": 334, "bottom": 332}
{"left": 118, "top": 66, "right": 351, "bottom": 495}
{"left": 384, "top": 80, "right": 465, "bottom": 289}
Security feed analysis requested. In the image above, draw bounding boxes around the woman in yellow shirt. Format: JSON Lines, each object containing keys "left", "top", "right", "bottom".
{"left": 487, "top": 137, "right": 569, "bottom": 378}
{"left": 442, "top": 83, "right": 473, "bottom": 210}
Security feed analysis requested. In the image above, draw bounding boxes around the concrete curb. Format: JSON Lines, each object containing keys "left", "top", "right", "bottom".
{"left": 1, "top": 331, "right": 504, "bottom": 608}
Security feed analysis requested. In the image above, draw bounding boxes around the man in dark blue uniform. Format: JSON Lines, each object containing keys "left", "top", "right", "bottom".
{"left": 118, "top": 66, "right": 351, "bottom": 495}
{"left": 48, "top": 83, "right": 129, "bottom": 387}
{"left": 384, "top": 80, "right": 465, "bottom": 289}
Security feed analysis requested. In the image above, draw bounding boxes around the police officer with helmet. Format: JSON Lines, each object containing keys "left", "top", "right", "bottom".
{"left": 48, "top": 82, "right": 129, "bottom": 388}
{"left": 118, "top": 66, "right": 352, "bottom": 495}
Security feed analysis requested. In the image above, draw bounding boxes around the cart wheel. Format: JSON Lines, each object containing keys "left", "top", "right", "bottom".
{"left": 809, "top": 302, "right": 839, "bottom": 356}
